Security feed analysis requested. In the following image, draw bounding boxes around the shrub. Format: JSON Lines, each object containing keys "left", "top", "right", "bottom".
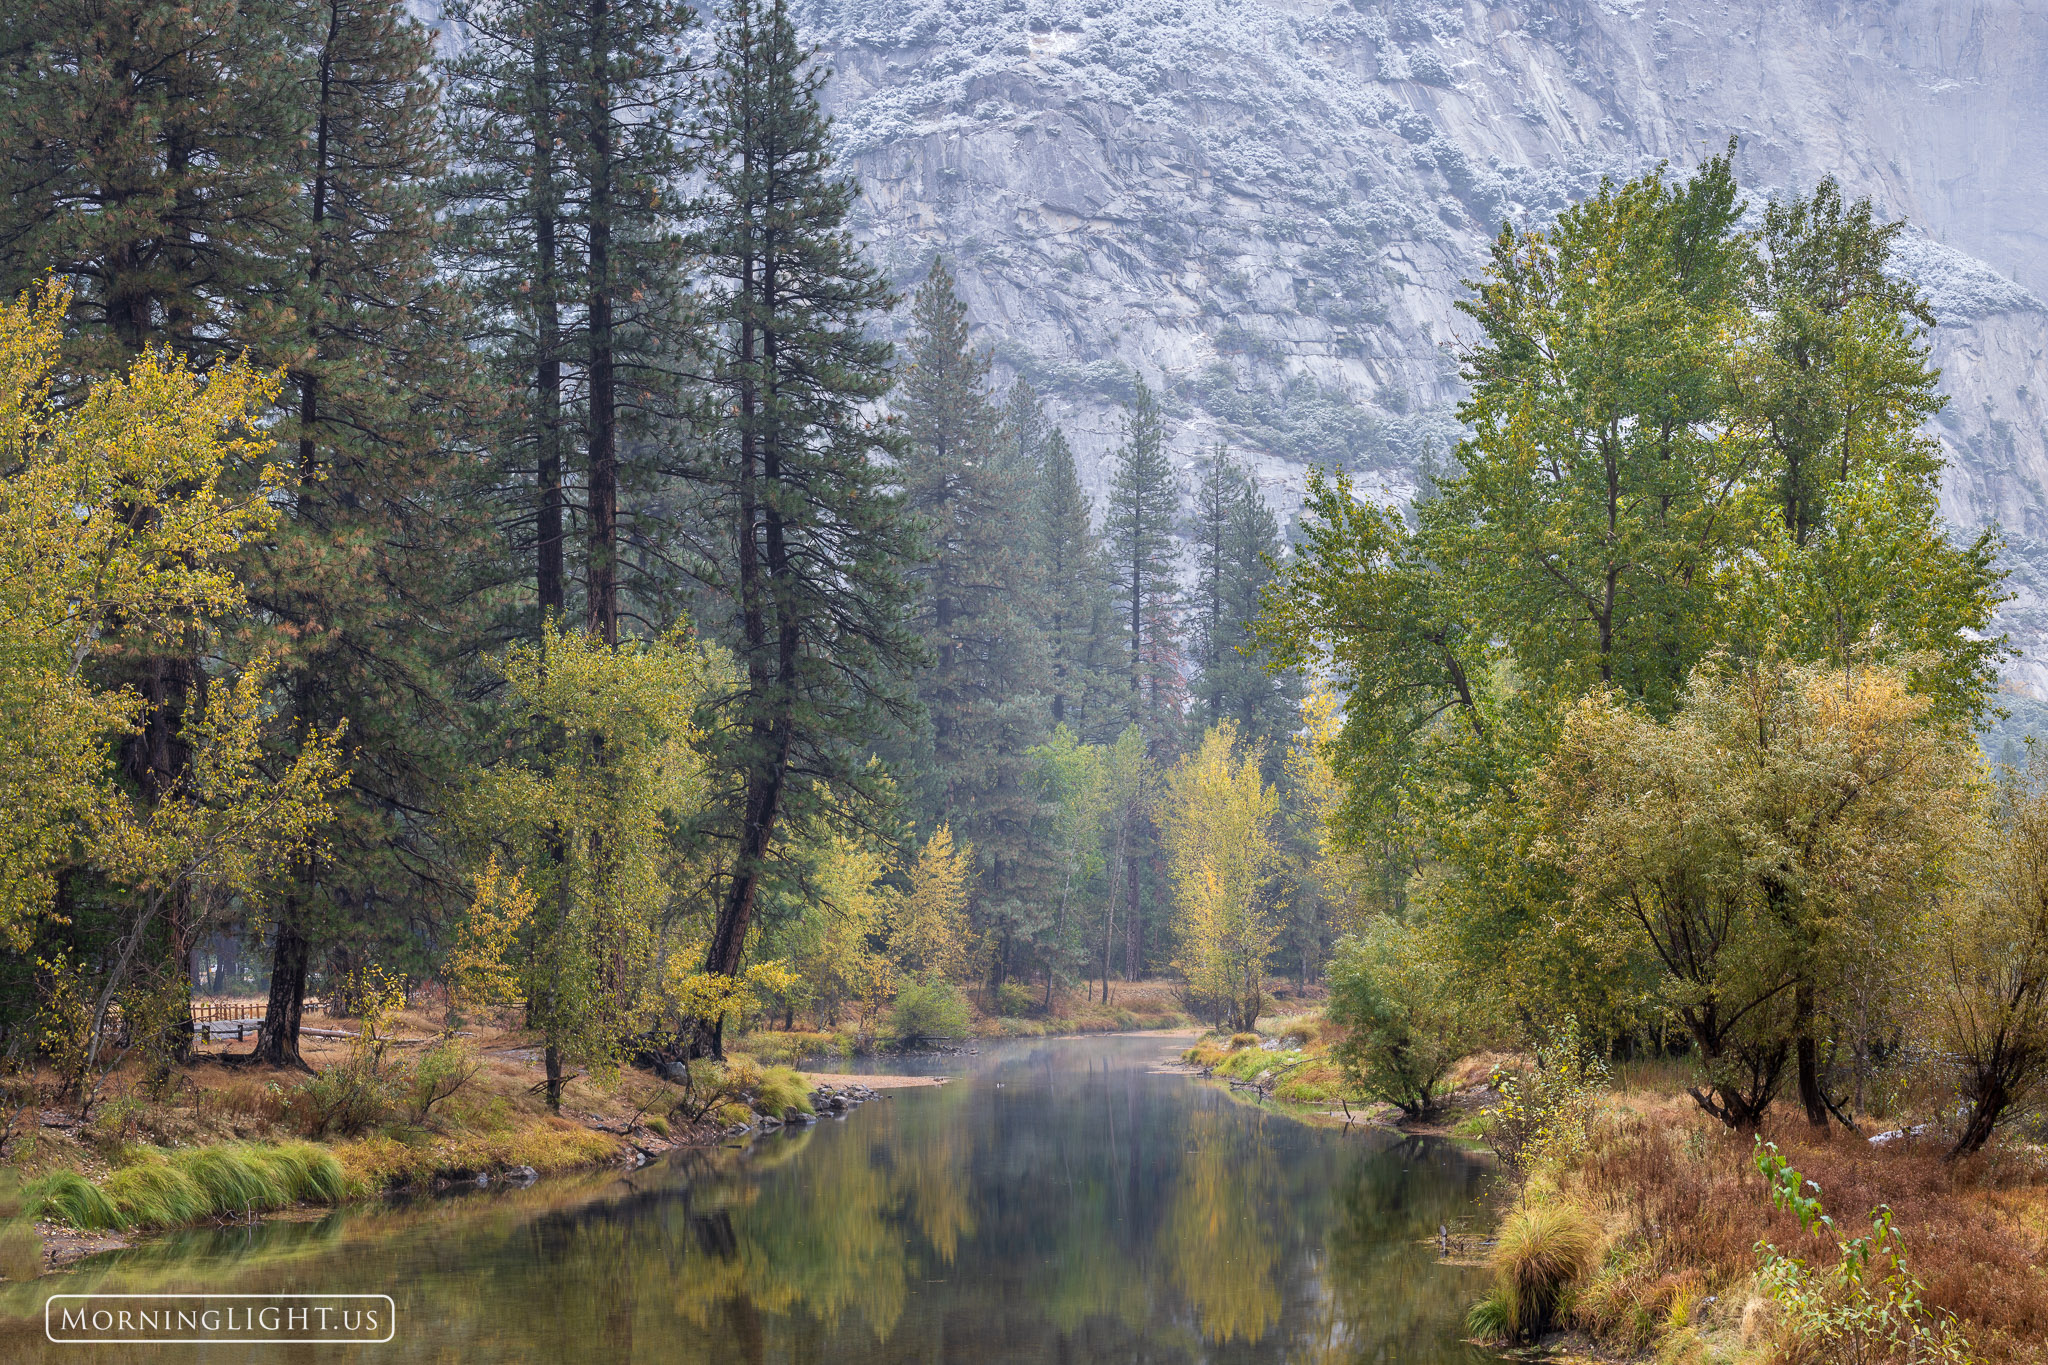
{"left": 887, "top": 976, "right": 971, "bottom": 1047}
{"left": 290, "top": 1055, "right": 396, "bottom": 1137}
{"left": 407, "top": 1040, "right": 481, "bottom": 1125}
{"left": 994, "top": 982, "right": 1037, "bottom": 1017}
{"left": 1327, "top": 917, "right": 1499, "bottom": 1116}
{"left": 1483, "top": 1014, "right": 1609, "bottom": 1181}
{"left": 1472, "top": 1202, "right": 1600, "bottom": 1343}
{"left": 1752, "top": 1141, "right": 1973, "bottom": 1363}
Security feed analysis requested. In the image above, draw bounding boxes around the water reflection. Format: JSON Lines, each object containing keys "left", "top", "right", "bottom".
{"left": 2, "top": 1036, "right": 1500, "bottom": 1363}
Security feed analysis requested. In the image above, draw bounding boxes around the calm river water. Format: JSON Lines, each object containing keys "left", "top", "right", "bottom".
{"left": 2, "top": 1033, "right": 1502, "bottom": 1363}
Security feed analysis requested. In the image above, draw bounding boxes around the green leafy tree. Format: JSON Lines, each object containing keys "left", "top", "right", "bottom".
{"left": 458, "top": 623, "right": 715, "bottom": 1109}
{"left": 1161, "top": 723, "right": 1278, "bottom": 1033}
{"left": 1544, "top": 658, "right": 1979, "bottom": 1128}
{"left": 1028, "top": 725, "right": 1108, "bottom": 1008}
{"left": 1328, "top": 916, "right": 1498, "bottom": 1117}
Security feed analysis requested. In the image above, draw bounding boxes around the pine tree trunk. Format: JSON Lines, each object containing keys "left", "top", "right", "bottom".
{"left": 544, "top": 1043, "right": 564, "bottom": 1112}
{"left": 583, "top": 0, "right": 617, "bottom": 645}
{"left": 533, "top": 37, "right": 566, "bottom": 623}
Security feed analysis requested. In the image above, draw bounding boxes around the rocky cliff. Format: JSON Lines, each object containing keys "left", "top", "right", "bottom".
{"left": 797, "top": 0, "right": 2048, "bottom": 698}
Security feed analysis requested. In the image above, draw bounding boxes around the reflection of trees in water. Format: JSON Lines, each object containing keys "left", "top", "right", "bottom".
{"left": 1163, "top": 1104, "right": 1283, "bottom": 1343}
{"left": 2, "top": 1050, "right": 1500, "bottom": 1365}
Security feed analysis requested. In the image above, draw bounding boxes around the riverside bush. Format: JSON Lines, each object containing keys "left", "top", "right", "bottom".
{"left": 887, "top": 977, "right": 971, "bottom": 1046}
{"left": 1752, "top": 1140, "right": 1974, "bottom": 1364}
{"left": 752, "top": 1065, "right": 815, "bottom": 1120}
{"left": 1483, "top": 1014, "right": 1608, "bottom": 1181}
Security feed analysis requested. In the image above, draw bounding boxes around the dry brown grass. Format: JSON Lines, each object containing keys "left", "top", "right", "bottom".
{"left": 1566, "top": 1097, "right": 2048, "bottom": 1363}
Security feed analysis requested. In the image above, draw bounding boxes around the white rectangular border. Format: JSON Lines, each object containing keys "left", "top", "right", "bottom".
{"left": 45, "top": 1292, "right": 396, "bottom": 1344}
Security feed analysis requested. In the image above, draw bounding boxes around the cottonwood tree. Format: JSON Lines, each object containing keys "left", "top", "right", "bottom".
{"left": 1028, "top": 726, "right": 1108, "bottom": 1008}
{"left": 679, "top": 0, "right": 919, "bottom": 1055}
{"left": 1545, "top": 658, "right": 1978, "bottom": 1128}
{"left": 0, "top": 286, "right": 344, "bottom": 1065}
{"left": 1161, "top": 723, "right": 1278, "bottom": 1032}
{"left": 458, "top": 624, "right": 714, "bottom": 1109}
{"left": 891, "top": 825, "right": 976, "bottom": 984}
{"left": 1927, "top": 757, "right": 2048, "bottom": 1157}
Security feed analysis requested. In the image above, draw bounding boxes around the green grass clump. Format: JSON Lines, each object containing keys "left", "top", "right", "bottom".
{"left": 752, "top": 1065, "right": 815, "bottom": 1120}
{"left": 100, "top": 1157, "right": 209, "bottom": 1229}
{"left": 25, "top": 1143, "right": 348, "bottom": 1232}
{"left": 23, "top": 1170, "right": 121, "bottom": 1231}
{"left": 1476, "top": 1202, "right": 1600, "bottom": 1342}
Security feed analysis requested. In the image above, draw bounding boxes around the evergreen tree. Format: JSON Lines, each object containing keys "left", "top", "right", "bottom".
{"left": 0, "top": 0, "right": 308, "bottom": 369}
{"left": 441, "top": 0, "right": 696, "bottom": 640}
{"left": 1102, "top": 377, "right": 1181, "bottom": 979}
{"left": 1104, "top": 377, "right": 1183, "bottom": 738}
{"left": 1188, "top": 446, "right": 1299, "bottom": 767}
{"left": 249, "top": 0, "right": 484, "bottom": 1067}
{"left": 893, "top": 261, "right": 1051, "bottom": 986}
{"left": 1010, "top": 382, "right": 1121, "bottom": 742}
{"left": 680, "top": 0, "right": 919, "bottom": 1052}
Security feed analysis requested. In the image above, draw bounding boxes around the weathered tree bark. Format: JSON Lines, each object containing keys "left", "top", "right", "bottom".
{"left": 251, "top": 915, "right": 312, "bottom": 1070}
{"left": 1794, "top": 981, "right": 1830, "bottom": 1127}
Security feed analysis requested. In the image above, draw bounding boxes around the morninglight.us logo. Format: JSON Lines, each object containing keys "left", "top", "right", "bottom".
{"left": 44, "top": 1294, "right": 394, "bottom": 1344}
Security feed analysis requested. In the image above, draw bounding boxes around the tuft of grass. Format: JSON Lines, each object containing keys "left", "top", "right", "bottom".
{"left": 752, "top": 1065, "right": 815, "bottom": 1120}
{"left": 24, "top": 1143, "right": 351, "bottom": 1232}
{"left": 1482, "top": 1201, "right": 1600, "bottom": 1342}
{"left": 23, "top": 1170, "right": 121, "bottom": 1231}
{"left": 1466, "top": 1285, "right": 1514, "bottom": 1342}
{"left": 99, "top": 1158, "right": 209, "bottom": 1229}
{"left": 177, "top": 1144, "right": 277, "bottom": 1213}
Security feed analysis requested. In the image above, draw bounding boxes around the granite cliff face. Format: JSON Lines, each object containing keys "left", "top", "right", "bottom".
{"left": 794, "top": 0, "right": 2048, "bottom": 693}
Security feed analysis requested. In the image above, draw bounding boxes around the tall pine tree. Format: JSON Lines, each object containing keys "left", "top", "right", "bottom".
{"left": 680, "top": 0, "right": 919, "bottom": 1052}
{"left": 1102, "top": 376, "right": 1183, "bottom": 979}
{"left": 1104, "top": 377, "right": 1183, "bottom": 737}
{"left": 1010, "top": 381, "right": 1121, "bottom": 742}
{"left": 0, "top": 0, "right": 307, "bottom": 369}
{"left": 1187, "top": 445, "right": 1299, "bottom": 767}
{"left": 441, "top": 0, "right": 696, "bottom": 641}
{"left": 249, "top": 0, "right": 485, "bottom": 1067}
{"left": 894, "top": 260, "right": 1052, "bottom": 987}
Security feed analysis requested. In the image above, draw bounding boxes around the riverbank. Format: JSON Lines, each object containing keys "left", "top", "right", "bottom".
{"left": 1, "top": 991, "right": 1194, "bottom": 1272}
{"left": 1472, "top": 1082, "right": 2048, "bottom": 1365}
{"left": 1171, "top": 1014, "right": 2048, "bottom": 1364}
{"left": 734, "top": 978, "right": 1196, "bottom": 1066}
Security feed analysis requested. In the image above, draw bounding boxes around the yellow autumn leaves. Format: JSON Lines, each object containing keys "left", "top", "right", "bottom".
{"left": 0, "top": 281, "right": 344, "bottom": 954}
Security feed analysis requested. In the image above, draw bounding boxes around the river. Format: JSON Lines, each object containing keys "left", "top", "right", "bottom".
{"left": 2, "top": 1033, "right": 1503, "bottom": 1362}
